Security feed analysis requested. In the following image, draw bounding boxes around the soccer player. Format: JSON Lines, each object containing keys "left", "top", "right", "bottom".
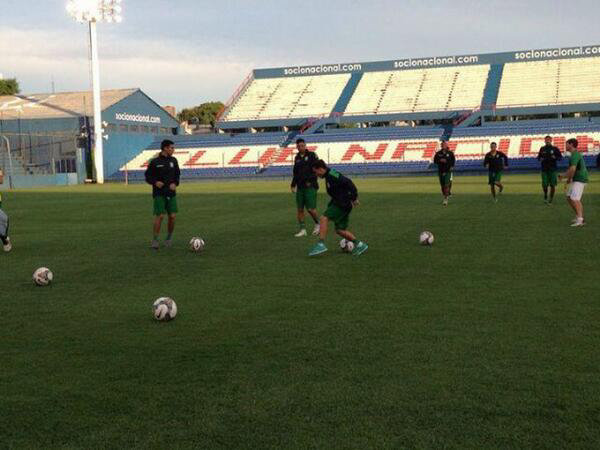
{"left": 291, "top": 138, "right": 320, "bottom": 237}
{"left": 145, "top": 139, "right": 180, "bottom": 249}
{"left": 0, "top": 167, "right": 11, "bottom": 252}
{"left": 433, "top": 140, "right": 455, "bottom": 206}
{"left": 483, "top": 142, "right": 508, "bottom": 202}
{"left": 308, "top": 160, "right": 368, "bottom": 256}
{"left": 560, "top": 138, "right": 588, "bottom": 227}
{"left": 537, "top": 135, "right": 563, "bottom": 204}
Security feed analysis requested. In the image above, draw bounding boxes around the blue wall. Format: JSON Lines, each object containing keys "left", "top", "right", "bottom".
{"left": 102, "top": 90, "right": 179, "bottom": 177}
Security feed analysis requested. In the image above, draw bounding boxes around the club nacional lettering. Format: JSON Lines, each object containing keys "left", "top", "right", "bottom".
{"left": 115, "top": 112, "right": 161, "bottom": 124}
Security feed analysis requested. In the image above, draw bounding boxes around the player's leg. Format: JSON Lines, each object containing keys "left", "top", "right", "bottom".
{"left": 549, "top": 171, "right": 557, "bottom": 204}
{"left": 569, "top": 182, "right": 585, "bottom": 226}
{"left": 541, "top": 172, "right": 549, "bottom": 203}
{"left": 309, "top": 214, "right": 329, "bottom": 256}
{"left": 495, "top": 172, "right": 503, "bottom": 193}
{"left": 295, "top": 189, "right": 308, "bottom": 237}
{"left": 152, "top": 196, "right": 166, "bottom": 249}
{"left": 488, "top": 173, "right": 496, "bottom": 200}
{"left": 305, "top": 188, "right": 320, "bottom": 235}
{"left": 164, "top": 197, "right": 178, "bottom": 246}
{"left": 0, "top": 208, "right": 11, "bottom": 252}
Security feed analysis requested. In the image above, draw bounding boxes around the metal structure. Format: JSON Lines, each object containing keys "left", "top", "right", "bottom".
{"left": 66, "top": 0, "right": 123, "bottom": 183}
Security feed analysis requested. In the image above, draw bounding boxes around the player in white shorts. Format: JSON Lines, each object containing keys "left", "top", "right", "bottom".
{"left": 560, "top": 138, "right": 589, "bottom": 227}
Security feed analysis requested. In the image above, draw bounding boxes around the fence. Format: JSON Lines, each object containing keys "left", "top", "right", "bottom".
{"left": 0, "top": 132, "right": 86, "bottom": 189}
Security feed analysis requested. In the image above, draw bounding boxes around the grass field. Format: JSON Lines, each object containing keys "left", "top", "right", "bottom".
{"left": 1, "top": 173, "right": 599, "bottom": 449}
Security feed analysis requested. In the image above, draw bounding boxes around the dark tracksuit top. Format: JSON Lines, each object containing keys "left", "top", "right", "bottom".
{"left": 433, "top": 150, "right": 456, "bottom": 173}
{"left": 291, "top": 151, "right": 319, "bottom": 190}
{"left": 537, "top": 145, "right": 562, "bottom": 171}
{"left": 484, "top": 151, "right": 509, "bottom": 172}
{"left": 324, "top": 169, "right": 358, "bottom": 211}
{"left": 144, "top": 153, "right": 181, "bottom": 197}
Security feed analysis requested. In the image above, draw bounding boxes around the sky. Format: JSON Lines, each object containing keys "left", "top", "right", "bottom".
{"left": 1, "top": 0, "right": 600, "bottom": 110}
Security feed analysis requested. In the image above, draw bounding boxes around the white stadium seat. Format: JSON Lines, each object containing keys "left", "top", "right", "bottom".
{"left": 497, "top": 56, "right": 600, "bottom": 107}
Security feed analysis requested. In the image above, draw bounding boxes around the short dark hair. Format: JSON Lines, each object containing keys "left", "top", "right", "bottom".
{"left": 491, "top": 142, "right": 497, "bottom": 146}
{"left": 296, "top": 138, "right": 306, "bottom": 145}
{"left": 545, "top": 135, "right": 552, "bottom": 139}
{"left": 566, "top": 138, "right": 578, "bottom": 148}
{"left": 161, "top": 139, "right": 174, "bottom": 150}
{"left": 312, "top": 159, "right": 328, "bottom": 170}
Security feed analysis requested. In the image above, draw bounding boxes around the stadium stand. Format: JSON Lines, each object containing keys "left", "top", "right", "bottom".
{"left": 345, "top": 65, "right": 489, "bottom": 115}
{"left": 115, "top": 45, "right": 600, "bottom": 181}
{"left": 497, "top": 56, "right": 600, "bottom": 107}
{"left": 223, "top": 74, "right": 350, "bottom": 121}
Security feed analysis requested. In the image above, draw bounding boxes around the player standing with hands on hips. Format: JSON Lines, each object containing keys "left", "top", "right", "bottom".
{"left": 291, "top": 138, "right": 320, "bottom": 237}
{"left": 145, "top": 139, "right": 180, "bottom": 249}
{"left": 0, "top": 167, "right": 12, "bottom": 252}
{"left": 560, "top": 138, "right": 588, "bottom": 227}
{"left": 433, "top": 140, "right": 455, "bottom": 206}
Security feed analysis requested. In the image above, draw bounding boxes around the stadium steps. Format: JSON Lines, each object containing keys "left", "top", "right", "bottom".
{"left": 481, "top": 64, "right": 504, "bottom": 109}
{"left": 333, "top": 73, "right": 363, "bottom": 114}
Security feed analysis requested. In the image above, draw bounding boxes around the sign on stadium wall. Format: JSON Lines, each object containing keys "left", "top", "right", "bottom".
{"left": 120, "top": 132, "right": 600, "bottom": 171}
{"left": 255, "top": 44, "right": 600, "bottom": 78}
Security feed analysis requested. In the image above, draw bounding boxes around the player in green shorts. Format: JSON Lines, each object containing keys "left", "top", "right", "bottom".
{"left": 537, "top": 135, "right": 563, "bottom": 204}
{"left": 145, "top": 139, "right": 180, "bottom": 249}
{"left": 308, "top": 160, "right": 368, "bottom": 257}
{"left": 484, "top": 142, "right": 508, "bottom": 202}
{"left": 433, "top": 140, "right": 455, "bottom": 206}
{"left": 0, "top": 167, "right": 12, "bottom": 252}
{"left": 291, "top": 138, "right": 320, "bottom": 237}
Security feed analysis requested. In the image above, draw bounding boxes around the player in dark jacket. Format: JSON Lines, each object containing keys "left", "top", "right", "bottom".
{"left": 145, "top": 139, "right": 180, "bottom": 249}
{"left": 483, "top": 142, "right": 509, "bottom": 202}
{"left": 433, "top": 140, "right": 456, "bottom": 206}
{"left": 537, "top": 135, "right": 563, "bottom": 204}
{"left": 291, "top": 138, "right": 320, "bottom": 237}
{"left": 308, "top": 160, "right": 368, "bottom": 256}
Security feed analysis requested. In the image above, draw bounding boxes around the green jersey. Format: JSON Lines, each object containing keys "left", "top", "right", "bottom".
{"left": 569, "top": 151, "right": 589, "bottom": 183}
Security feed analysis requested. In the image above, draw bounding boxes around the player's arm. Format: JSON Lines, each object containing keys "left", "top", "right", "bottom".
{"left": 537, "top": 148, "right": 543, "bottom": 160}
{"left": 290, "top": 158, "right": 298, "bottom": 190}
{"left": 556, "top": 148, "right": 563, "bottom": 161}
{"left": 341, "top": 175, "right": 359, "bottom": 205}
{"left": 560, "top": 163, "right": 576, "bottom": 183}
{"left": 433, "top": 151, "right": 440, "bottom": 165}
{"left": 483, "top": 155, "right": 489, "bottom": 168}
{"left": 503, "top": 153, "right": 509, "bottom": 169}
{"left": 0, "top": 168, "right": 3, "bottom": 185}
{"left": 174, "top": 158, "right": 181, "bottom": 186}
{"left": 450, "top": 152, "right": 456, "bottom": 169}
{"left": 144, "top": 159, "right": 157, "bottom": 185}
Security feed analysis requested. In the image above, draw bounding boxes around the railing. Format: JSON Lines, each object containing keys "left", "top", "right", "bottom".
{"left": 216, "top": 71, "right": 255, "bottom": 122}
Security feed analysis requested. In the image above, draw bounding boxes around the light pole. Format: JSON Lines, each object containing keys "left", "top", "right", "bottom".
{"left": 67, "top": 0, "right": 123, "bottom": 184}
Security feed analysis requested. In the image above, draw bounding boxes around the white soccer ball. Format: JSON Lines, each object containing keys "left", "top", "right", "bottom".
{"left": 33, "top": 267, "right": 53, "bottom": 286}
{"left": 419, "top": 231, "right": 435, "bottom": 246}
{"left": 189, "top": 237, "right": 205, "bottom": 253}
{"left": 339, "top": 238, "right": 355, "bottom": 253}
{"left": 153, "top": 297, "right": 177, "bottom": 321}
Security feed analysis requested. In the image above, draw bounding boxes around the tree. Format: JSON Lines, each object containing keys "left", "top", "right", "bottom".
{"left": 0, "top": 78, "right": 20, "bottom": 95}
{"left": 177, "top": 101, "right": 224, "bottom": 127}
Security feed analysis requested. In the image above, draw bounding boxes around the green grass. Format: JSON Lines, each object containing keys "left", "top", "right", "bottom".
{"left": 1, "top": 173, "right": 599, "bottom": 449}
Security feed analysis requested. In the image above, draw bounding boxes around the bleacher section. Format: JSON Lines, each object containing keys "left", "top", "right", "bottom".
{"left": 114, "top": 123, "right": 600, "bottom": 181}
{"left": 345, "top": 65, "right": 489, "bottom": 115}
{"left": 497, "top": 56, "right": 600, "bottom": 107}
{"left": 223, "top": 74, "right": 350, "bottom": 121}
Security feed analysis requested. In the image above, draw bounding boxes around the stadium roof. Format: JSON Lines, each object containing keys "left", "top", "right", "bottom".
{"left": 0, "top": 88, "right": 137, "bottom": 120}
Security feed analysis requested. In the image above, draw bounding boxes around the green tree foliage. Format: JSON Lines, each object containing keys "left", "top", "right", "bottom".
{"left": 0, "top": 78, "right": 20, "bottom": 95}
{"left": 177, "top": 102, "right": 224, "bottom": 127}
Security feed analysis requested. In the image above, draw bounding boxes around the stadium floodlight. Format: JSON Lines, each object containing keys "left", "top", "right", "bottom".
{"left": 67, "top": 0, "right": 123, "bottom": 184}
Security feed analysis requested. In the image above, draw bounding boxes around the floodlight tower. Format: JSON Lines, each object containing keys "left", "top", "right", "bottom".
{"left": 67, "top": 0, "right": 123, "bottom": 184}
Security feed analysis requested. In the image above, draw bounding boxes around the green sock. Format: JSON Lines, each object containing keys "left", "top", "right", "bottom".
{"left": 166, "top": 233, "right": 173, "bottom": 240}
{"left": 153, "top": 235, "right": 159, "bottom": 240}
{"left": 298, "top": 221, "right": 306, "bottom": 230}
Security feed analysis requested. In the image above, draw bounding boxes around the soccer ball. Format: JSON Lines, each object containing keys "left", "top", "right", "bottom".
{"left": 419, "top": 231, "right": 435, "bottom": 246}
{"left": 189, "top": 237, "right": 205, "bottom": 253}
{"left": 153, "top": 297, "right": 177, "bottom": 321}
{"left": 339, "top": 238, "right": 355, "bottom": 253}
{"left": 33, "top": 267, "right": 53, "bottom": 286}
